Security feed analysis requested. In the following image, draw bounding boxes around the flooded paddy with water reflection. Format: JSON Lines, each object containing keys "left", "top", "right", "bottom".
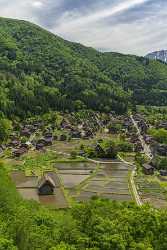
{"left": 11, "top": 160, "right": 133, "bottom": 207}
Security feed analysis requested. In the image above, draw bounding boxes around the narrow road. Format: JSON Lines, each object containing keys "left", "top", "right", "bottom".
{"left": 118, "top": 154, "right": 142, "bottom": 206}
{"left": 127, "top": 114, "right": 155, "bottom": 206}
{"left": 130, "top": 167, "right": 142, "bottom": 206}
{"left": 130, "top": 115, "right": 153, "bottom": 160}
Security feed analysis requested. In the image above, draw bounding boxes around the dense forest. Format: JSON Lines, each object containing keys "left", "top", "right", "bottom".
{"left": 0, "top": 17, "right": 167, "bottom": 119}
{"left": 0, "top": 162, "right": 167, "bottom": 250}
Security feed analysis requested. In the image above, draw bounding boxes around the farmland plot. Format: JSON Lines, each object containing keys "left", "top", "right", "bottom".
{"left": 75, "top": 162, "right": 133, "bottom": 202}
{"left": 136, "top": 176, "right": 167, "bottom": 208}
{"left": 56, "top": 162, "right": 97, "bottom": 189}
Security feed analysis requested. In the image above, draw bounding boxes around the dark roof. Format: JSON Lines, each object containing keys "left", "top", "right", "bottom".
{"left": 44, "top": 137, "right": 53, "bottom": 142}
{"left": 10, "top": 140, "right": 20, "bottom": 147}
{"left": 160, "top": 169, "right": 167, "bottom": 174}
{"left": 43, "top": 132, "right": 53, "bottom": 138}
{"left": 13, "top": 147, "right": 27, "bottom": 155}
{"left": 37, "top": 139, "right": 46, "bottom": 144}
{"left": 21, "top": 128, "right": 32, "bottom": 135}
{"left": 11, "top": 171, "right": 60, "bottom": 188}
{"left": 143, "top": 164, "right": 153, "bottom": 170}
{"left": 38, "top": 175, "right": 56, "bottom": 189}
{"left": 36, "top": 143, "right": 44, "bottom": 148}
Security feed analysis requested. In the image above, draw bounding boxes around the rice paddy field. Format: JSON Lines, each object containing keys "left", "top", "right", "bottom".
{"left": 1, "top": 126, "right": 135, "bottom": 208}
{"left": 57, "top": 161, "right": 133, "bottom": 203}
{"left": 7, "top": 154, "right": 134, "bottom": 207}
{"left": 135, "top": 174, "right": 167, "bottom": 208}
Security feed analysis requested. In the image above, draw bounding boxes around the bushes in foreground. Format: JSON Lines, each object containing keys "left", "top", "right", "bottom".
{"left": 0, "top": 163, "right": 167, "bottom": 249}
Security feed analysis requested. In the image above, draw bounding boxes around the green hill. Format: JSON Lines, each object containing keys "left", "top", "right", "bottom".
{"left": 0, "top": 17, "right": 167, "bottom": 118}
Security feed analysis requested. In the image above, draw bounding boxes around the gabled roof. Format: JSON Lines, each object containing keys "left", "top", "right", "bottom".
{"left": 38, "top": 175, "right": 56, "bottom": 189}
{"left": 143, "top": 164, "right": 153, "bottom": 170}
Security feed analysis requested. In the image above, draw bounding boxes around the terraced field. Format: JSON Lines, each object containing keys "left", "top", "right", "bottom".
{"left": 56, "top": 161, "right": 133, "bottom": 203}
{"left": 135, "top": 176, "right": 167, "bottom": 208}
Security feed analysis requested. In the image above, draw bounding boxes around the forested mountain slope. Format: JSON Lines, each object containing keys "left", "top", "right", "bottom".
{"left": 0, "top": 17, "right": 167, "bottom": 118}
{"left": 69, "top": 44, "right": 167, "bottom": 106}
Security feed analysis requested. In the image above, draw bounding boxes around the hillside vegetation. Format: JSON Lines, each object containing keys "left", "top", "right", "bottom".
{"left": 0, "top": 163, "right": 167, "bottom": 250}
{"left": 0, "top": 17, "right": 167, "bottom": 119}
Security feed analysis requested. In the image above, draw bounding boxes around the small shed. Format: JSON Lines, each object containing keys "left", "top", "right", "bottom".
{"left": 43, "top": 132, "right": 53, "bottom": 138}
{"left": 36, "top": 143, "right": 44, "bottom": 150}
{"left": 160, "top": 170, "right": 167, "bottom": 176}
{"left": 143, "top": 164, "right": 154, "bottom": 175}
{"left": 59, "top": 134, "right": 67, "bottom": 141}
{"left": 13, "top": 147, "right": 28, "bottom": 157}
{"left": 157, "top": 144, "right": 167, "bottom": 156}
{"left": 38, "top": 175, "right": 56, "bottom": 195}
{"left": 9, "top": 139, "right": 20, "bottom": 148}
{"left": 21, "top": 128, "right": 31, "bottom": 137}
{"left": 44, "top": 137, "right": 53, "bottom": 146}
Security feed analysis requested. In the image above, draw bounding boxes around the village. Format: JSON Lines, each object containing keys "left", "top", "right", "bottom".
{"left": 0, "top": 109, "right": 167, "bottom": 208}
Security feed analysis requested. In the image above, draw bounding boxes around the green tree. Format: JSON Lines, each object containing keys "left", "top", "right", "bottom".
{"left": 0, "top": 238, "right": 18, "bottom": 250}
{"left": 0, "top": 118, "right": 12, "bottom": 143}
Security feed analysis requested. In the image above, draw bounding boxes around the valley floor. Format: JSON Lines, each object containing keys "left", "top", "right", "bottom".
{"left": 1, "top": 109, "right": 167, "bottom": 208}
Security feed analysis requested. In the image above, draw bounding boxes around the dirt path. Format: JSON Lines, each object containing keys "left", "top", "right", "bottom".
{"left": 87, "top": 158, "right": 122, "bottom": 164}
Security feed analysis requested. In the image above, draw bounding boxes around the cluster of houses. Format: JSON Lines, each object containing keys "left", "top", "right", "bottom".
{"left": 132, "top": 114, "right": 167, "bottom": 176}
{"left": 58, "top": 112, "right": 114, "bottom": 140}
{"left": 9, "top": 122, "right": 43, "bottom": 157}
{"left": 124, "top": 117, "right": 144, "bottom": 152}
{"left": 0, "top": 112, "right": 113, "bottom": 158}
{"left": 60, "top": 118, "right": 94, "bottom": 139}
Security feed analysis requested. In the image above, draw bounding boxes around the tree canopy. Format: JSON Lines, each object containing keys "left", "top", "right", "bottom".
{"left": 0, "top": 163, "right": 167, "bottom": 250}
{"left": 0, "top": 17, "right": 166, "bottom": 119}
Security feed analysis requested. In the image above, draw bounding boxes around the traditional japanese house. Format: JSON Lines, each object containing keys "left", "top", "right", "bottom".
{"left": 43, "top": 132, "right": 53, "bottom": 138}
{"left": 13, "top": 147, "right": 28, "bottom": 157}
{"left": 158, "top": 122, "right": 167, "bottom": 130}
{"left": 10, "top": 139, "right": 20, "bottom": 147}
{"left": 143, "top": 164, "right": 154, "bottom": 175}
{"left": 38, "top": 175, "right": 56, "bottom": 195}
{"left": 157, "top": 144, "right": 167, "bottom": 156}
{"left": 20, "top": 128, "right": 32, "bottom": 137}
{"left": 44, "top": 137, "right": 53, "bottom": 146}
{"left": 36, "top": 143, "right": 44, "bottom": 150}
{"left": 160, "top": 170, "right": 167, "bottom": 176}
{"left": 10, "top": 171, "right": 67, "bottom": 208}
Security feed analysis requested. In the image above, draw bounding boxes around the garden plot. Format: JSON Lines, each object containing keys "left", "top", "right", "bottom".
{"left": 59, "top": 174, "right": 90, "bottom": 188}
{"left": 76, "top": 191, "right": 97, "bottom": 202}
{"left": 55, "top": 162, "right": 96, "bottom": 170}
{"left": 11, "top": 171, "right": 68, "bottom": 208}
{"left": 101, "top": 193, "right": 132, "bottom": 201}
{"left": 56, "top": 162, "right": 97, "bottom": 188}
{"left": 58, "top": 170, "right": 91, "bottom": 174}
{"left": 105, "top": 181, "right": 129, "bottom": 189}
{"left": 136, "top": 176, "right": 167, "bottom": 208}
{"left": 50, "top": 140, "right": 90, "bottom": 155}
{"left": 39, "top": 188, "right": 68, "bottom": 208}
{"left": 75, "top": 161, "right": 133, "bottom": 202}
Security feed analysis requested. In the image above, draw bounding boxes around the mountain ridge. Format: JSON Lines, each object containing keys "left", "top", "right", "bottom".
{"left": 0, "top": 17, "right": 167, "bottom": 118}
{"left": 146, "top": 50, "right": 167, "bottom": 63}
